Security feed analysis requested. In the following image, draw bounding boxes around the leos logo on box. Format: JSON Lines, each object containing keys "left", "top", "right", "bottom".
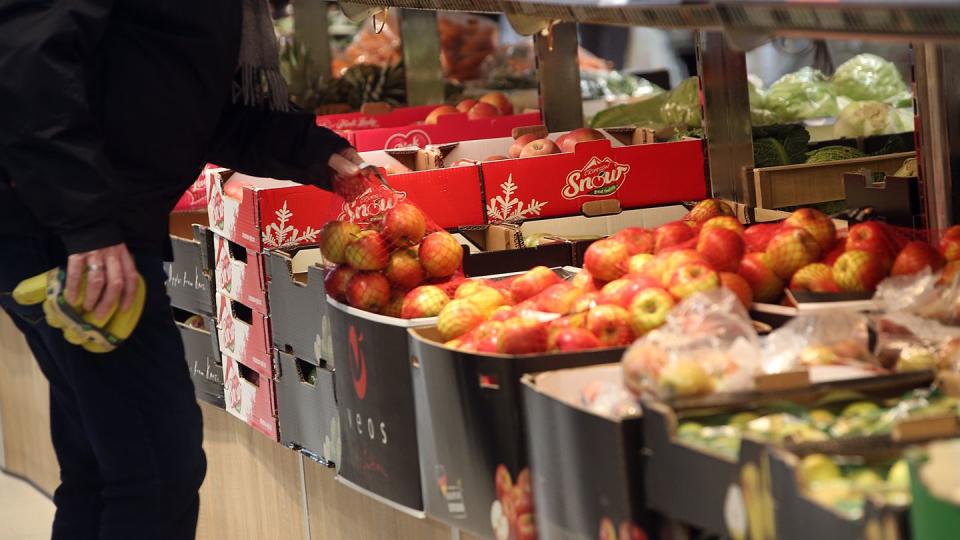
{"left": 561, "top": 156, "right": 630, "bottom": 200}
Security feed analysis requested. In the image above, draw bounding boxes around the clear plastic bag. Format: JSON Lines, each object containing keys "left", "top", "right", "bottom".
{"left": 622, "top": 288, "right": 761, "bottom": 399}
{"left": 761, "top": 311, "right": 874, "bottom": 374}
{"left": 438, "top": 13, "right": 498, "bottom": 82}
{"left": 765, "top": 66, "right": 838, "bottom": 121}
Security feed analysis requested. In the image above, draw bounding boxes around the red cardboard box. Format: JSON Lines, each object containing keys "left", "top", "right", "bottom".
{"left": 222, "top": 350, "right": 278, "bottom": 440}
{"left": 316, "top": 104, "right": 437, "bottom": 131}
{"left": 216, "top": 292, "right": 273, "bottom": 379}
{"left": 347, "top": 112, "right": 542, "bottom": 151}
{"left": 213, "top": 231, "right": 269, "bottom": 315}
{"left": 206, "top": 168, "right": 485, "bottom": 253}
{"left": 479, "top": 135, "right": 706, "bottom": 222}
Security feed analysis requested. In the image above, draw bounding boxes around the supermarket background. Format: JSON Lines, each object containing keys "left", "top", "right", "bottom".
{"left": 4, "top": 1, "right": 960, "bottom": 540}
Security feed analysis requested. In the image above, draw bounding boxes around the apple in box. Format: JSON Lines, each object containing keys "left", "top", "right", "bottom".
{"left": 556, "top": 128, "right": 606, "bottom": 153}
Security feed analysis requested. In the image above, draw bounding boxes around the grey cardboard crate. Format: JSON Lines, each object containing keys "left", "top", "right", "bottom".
{"left": 275, "top": 350, "right": 339, "bottom": 467}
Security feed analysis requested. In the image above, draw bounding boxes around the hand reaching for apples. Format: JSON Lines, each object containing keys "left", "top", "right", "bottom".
{"left": 328, "top": 147, "right": 364, "bottom": 178}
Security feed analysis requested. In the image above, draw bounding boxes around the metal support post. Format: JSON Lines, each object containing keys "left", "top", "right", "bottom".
{"left": 399, "top": 9, "right": 445, "bottom": 106}
{"left": 914, "top": 43, "right": 960, "bottom": 231}
{"left": 697, "top": 32, "right": 754, "bottom": 204}
{"left": 534, "top": 22, "right": 583, "bottom": 132}
{"left": 294, "top": 0, "right": 332, "bottom": 78}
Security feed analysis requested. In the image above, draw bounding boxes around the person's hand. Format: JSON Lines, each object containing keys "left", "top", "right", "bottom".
{"left": 328, "top": 147, "right": 364, "bottom": 177}
{"left": 65, "top": 243, "right": 140, "bottom": 319}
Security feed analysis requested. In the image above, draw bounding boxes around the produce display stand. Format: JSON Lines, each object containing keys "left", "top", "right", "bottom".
{"left": 3, "top": 2, "right": 960, "bottom": 540}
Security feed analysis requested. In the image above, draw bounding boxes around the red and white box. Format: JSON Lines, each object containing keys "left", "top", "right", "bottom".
{"left": 215, "top": 292, "right": 273, "bottom": 378}
{"left": 212, "top": 231, "right": 268, "bottom": 315}
{"left": 222, "top": 350, "right": 278, "bottom": 440}
{"left": 316, "top": 104, "right": 437, "bottom": 131}
{"left": 206, "top": 168, "right": 485, "bottom": 253}
{"left": 346, "top": 112, "right": 542, "bottom": 151}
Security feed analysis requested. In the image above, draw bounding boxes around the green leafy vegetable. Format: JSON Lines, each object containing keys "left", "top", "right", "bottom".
{"left": 833, "top": 53, "right": 908, "bottom": 102}
{"left": 660, "top": 77, "right": 702, "bottom": 128}
{"left": 805, "top": 145, "right": 866, "bottom": 163}
{"left": 765, "top": 67, "right": 838, "bottom": 121}
{"left": 589, "top": 93, "right": 668, "bottom": 128}
{"left": 753, "top": 124, "right": 811, "bottom": 166}
{"left": 834, "top": 101, "right": 909, "bottom": 138}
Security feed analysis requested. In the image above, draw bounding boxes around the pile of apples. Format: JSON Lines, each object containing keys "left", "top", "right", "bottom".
{"left": 447, "top": 127, "right": 608, "bottom": 167}
{"left": 491, "top": 466, "right": 535, "bottom": 540}
{"left": 425, "top": 91, "right": 514, "bottom": 125}
{"left": 319, "top": 203, "right": 464, "bottom": 317}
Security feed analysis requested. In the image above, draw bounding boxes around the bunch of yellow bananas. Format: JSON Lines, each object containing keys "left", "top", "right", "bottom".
{"left": 12, "top": 268, "right": 146, "bottom": 353}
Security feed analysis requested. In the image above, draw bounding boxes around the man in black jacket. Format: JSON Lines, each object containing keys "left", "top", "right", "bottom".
{"left": 0, "top": 1, "right": 359, "bottom": 538}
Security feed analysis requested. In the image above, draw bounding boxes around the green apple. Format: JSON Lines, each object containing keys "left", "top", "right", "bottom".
{"left": 841, "top": 401, "right": 880, "bottom": 419}
{"left": 851, "top": 469, "right": 884, "bottom": 492}
{"left": 808, "top": 409, "right": 836, "bottom": 429}
{"left": 886, "top": 459, "right": 910, "bottom": 492}
{"left": 798, "top": 454, "right": 841, "bottom": 488}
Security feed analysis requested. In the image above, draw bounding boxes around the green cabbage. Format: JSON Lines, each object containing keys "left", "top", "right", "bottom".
{"left": 765, "top": 67, "right": 838, "bottom": 121}
{"left": 832, "top": 53, "right": 907, "bottom": 102}
{"left": 833, "top": 101, "right": 909, "bottom": 138}
{"left": 660, "top": 77, "right": 702, "bottom": 128}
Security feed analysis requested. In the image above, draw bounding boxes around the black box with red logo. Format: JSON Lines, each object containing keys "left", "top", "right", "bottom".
{"left": 328, "top": 298, "right": 434, "bottom": 514}
{"left": 407, "top": 327, "right": 624, "bottom": 539}
{"left": 274, "top": 350, "right": 339, "bottom": 466}
{"left": 521, "top": 364, "right": 652, "bottom": 540}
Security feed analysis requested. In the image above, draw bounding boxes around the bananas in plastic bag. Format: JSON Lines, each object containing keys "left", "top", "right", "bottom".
{"left": 13, "top": 268, "right": 145, "bottom": 353}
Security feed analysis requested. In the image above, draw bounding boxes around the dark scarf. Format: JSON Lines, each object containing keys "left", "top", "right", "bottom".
{"left": 236, "top": 0, "right": 290, "bottom": 111}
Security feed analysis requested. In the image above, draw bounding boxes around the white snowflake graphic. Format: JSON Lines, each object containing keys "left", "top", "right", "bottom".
{"left": 486, "top": 175, "right": 548, "bottom": 223}
{"left": 262, "top": 202, "right": 319, "bottom": 248}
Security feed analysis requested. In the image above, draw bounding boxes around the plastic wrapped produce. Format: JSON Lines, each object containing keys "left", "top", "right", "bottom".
{"left": 659, "top": 76, "right": 701, "bottom": 128}
{"left": 765, "top": 67, "right": 838, "bottom": 121}
{"left": 833, "top": 101, "right": 911, "bottom": 138}
{"left": 832, "top": 53, "right": 908, "bottom": 102}
{"left": 761, "top": 311, "right": 875, "bottom": 374}
{"left": 438, "top": 13, "right": 498, "bottom": 82}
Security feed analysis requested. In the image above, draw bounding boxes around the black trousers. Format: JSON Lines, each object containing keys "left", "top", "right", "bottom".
{"left": 0, "top": 235, "right": 206, "bottom": 540}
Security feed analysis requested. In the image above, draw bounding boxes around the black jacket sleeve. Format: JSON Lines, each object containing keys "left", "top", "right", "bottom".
{"left": 0, "top": 0, "right": 123, "bottom": 254}
{"left": 206, "top": 102, "right": 353, "bottom": 192}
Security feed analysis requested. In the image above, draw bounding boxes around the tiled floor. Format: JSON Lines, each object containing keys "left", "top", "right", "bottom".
{"left": 0, "top": 472, "right": 54, "bottom": 539}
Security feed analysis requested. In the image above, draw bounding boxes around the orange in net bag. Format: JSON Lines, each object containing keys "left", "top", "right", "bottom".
{"left": 320, "top": 172, "right": 464, "bottom": 317}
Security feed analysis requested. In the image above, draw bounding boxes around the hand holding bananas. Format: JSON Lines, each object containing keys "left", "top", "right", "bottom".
{"left": 13, "top": 244, "right": 145, "bottom": 353}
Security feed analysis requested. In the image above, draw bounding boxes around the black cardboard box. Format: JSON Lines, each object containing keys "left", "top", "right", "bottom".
{"left": 328, "top": 297, "right": 432, "bottom": 515}
{"left": 174, "top": 310, "right": 224, "bottom": 408}
{"left": 274, "top": 350, "right": 338, "bottom": 466}
{"left": 265, "top": 249, "right": 330, "bottom": 366}
{"left": 408, "top": 327, "right": 624, "bottom": 539}
{"left": 522, "top": 364, "right": 652, "bottom": 540}
{"left": 166, "top": 212, "right": 215, "bottom": 316}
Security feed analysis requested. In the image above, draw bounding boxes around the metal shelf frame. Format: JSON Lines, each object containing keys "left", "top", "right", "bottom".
{"left": 317, "top": 0, "right": 960, "bottom": 229}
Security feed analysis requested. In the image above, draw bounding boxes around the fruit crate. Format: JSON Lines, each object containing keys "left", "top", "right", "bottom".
{"left": 212, "top": 231, "right": 269, "bottom": 315}
{"left": 274, "top": 350, "right": 339, "bottom": 467}
{"left": 215, "top": 292, "right": 274, "bottom": 379}
{"left": 767, "top": 446, "right": 911, "bottom": 540}
{"left": 750, "top": 152, "right": 912, "bottom": 210}
{"left": 407, "top": 327, "right": 624, "bottom": 539}
{"left": 175, "top": 310, "right": 224, "bottom": 408}
{"left": 642, "top": 370, "right": 936, "bottom": 536}
{"left": 265, "top": 249, "right": 331, "bottom": 367}
{"left": 166, "top": 212, "right": 215, "bottom": 316}
{"left": 326, "top": 297, "right": 438, "bottom": 515}
{"left": 222, "top": 348, "right": 278, "bottom": 441}
{"left": 347, "top": 111, "right": 542, "bottom": 151}
{"left": 521, "top": 364, "right": 653, "bottom": 540}
{"left": 315, "top": 103, "right": 437, "bottom": 131}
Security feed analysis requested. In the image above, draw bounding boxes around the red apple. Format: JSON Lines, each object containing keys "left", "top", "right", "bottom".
{"left": 324, "top": 265, "right": 357, "bottom": 301}
{"left": 784, "top": 208, "right": 836, "bottom": 253}
{"left": 719, "top": 272, "right": 753, "bottom": 309}
{"left": 519, "top": 138, "right": 560, "bottom": 158}
{"left": 743, "top": 222, "right": 782, "bottom": 253}
{"left": 789, "top": 263, "right": 839, "bottom": 293}
{"left": 940, "top": 260, "right": 960, "bottom": 285}
{"left": 892, "top": 241, "right": 946, "bottom": 276}
{"left": 833, "top": 249, "right": 888, "bottom": 292}
{"left": 586, "top": 304, "right": 634, "bottom": 347}
{"left": 510, "top": 266, "right": 562, "bottom": 302}
{"left": 687, "top": 199, "right": 735, "bottom": 224}
{"left": 614, "top": 227, "right": 655, "bottom": 256}
{"left": 765, "top": 227, "right": 821, "bottom": 280}
{"left": 467, "top": 101, "right": 500, "bottom": 120}
{"left": 940, "top": 230, "right": 960, "bottom": 262}
{"left": 498, "top": 317, "right": 549, "bottom": 354}
{"left": 702, "top": 215, "right": 745, "bottom": 237}
{"left": 455, "top": 99, "right": 477, "bottom": 113}
{"left": 583, "top": 238, "right": 631, "bottom": 282}
{"left": 697, "top": 226, "right": 744, "bottom": 272}
{"left": 556, "top": 127, "right": 605, "bottom": 153}
{"left": 738, "top": 253, "right": 784, "bottom": 303}
{"left": 483, "top": 155, "right": 509, "bottom": 162}
{"left": 425, "top": 105, "right": 459, "bottom": 125}
{"left": 548, "top": 327, "right": 601, "bottom": 352}
{"left": 599, "top": 275, "right": 660, "bottom": 308}
{"left": 846, "top": 222, "right": 895, "bottom": 266}
{"left": 668, "top": 263, "right": 720, "bottom": 300}
{"left": 509, "top": 133, "right": 540, "bottom": 158}
{"left": 654, "top": 221, "right": 696, "bottom": 253}
{"left": 494, "top": 464, "right": 512, "bottom": 500}
{"left": 479, "top": 91, "right": 514, "bottom": 115}
{"left": 628, "top": 287, "right": 674, "bottom": 336}
{"left": 533, "top": 282, "right": 582, "bottom": 314}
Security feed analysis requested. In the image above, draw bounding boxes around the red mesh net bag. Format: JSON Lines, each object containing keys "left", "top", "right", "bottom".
{"left": 320, "top": 172, "right": 464, "bottom": 317}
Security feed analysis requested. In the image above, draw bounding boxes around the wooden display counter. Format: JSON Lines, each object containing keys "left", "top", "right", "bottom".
{"left": 0, "top": 311, "right": 482, "bottom": 540}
